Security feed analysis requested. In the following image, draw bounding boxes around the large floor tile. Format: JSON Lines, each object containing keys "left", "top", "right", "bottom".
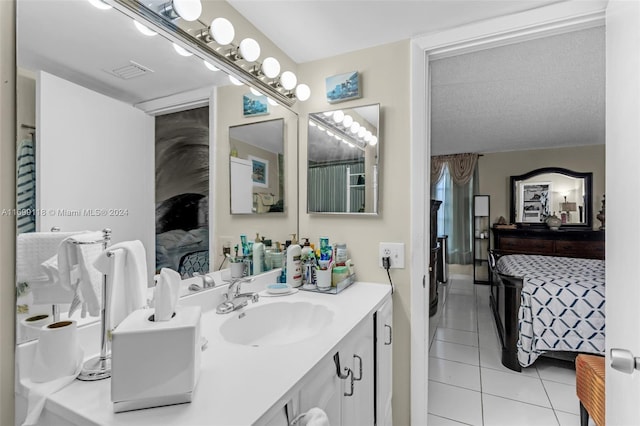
{"left": 439, "top": 314, "right": 479, "bottom": 333}
{"left": 427, "top": 413, "right": 473, "bottom": 425}
{"left": 543, "top": 380, "right": 580, "bottom": 415}
{"left": 430, "top": 340, "right": 480, "bottom": 366}
{"left": 479, "top": 343, "right": 539, "bottom": 378}
{"left": 435, "top": 327, "right": 479, "bottom": 347}
{"left": 428, "top": 381, "right": 482, "bottom": 426}
{"left": 481, "top": 367, "right": 551, "bottom": 407}
{"left": 535, "top": 358, "right": 576, "bottom": 385}
{"left": 482, "top": 394, "right": 559, "bottom": 426}
{"left": 429, "top": 357, "right": 481, "bottom": 391}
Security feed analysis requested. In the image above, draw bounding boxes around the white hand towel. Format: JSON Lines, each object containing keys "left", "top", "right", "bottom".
{"left": 94, "top": 240, "right": 148, "bottom": 330}
{"left": 154, "top": 268, "right": 181, "bottom": 321}
{"left": 292, "top": 407, "right": 330, "bottom": 426}
{"left": 58, "top": 232, "right": 104, "bottom": 317}
{"left": 17, "top": 231, "right": 80, "bottom": 283}
{"left": 21, "top": 349, "right": 83, "bottom": 426}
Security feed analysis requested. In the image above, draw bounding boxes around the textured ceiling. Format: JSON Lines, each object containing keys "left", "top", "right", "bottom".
{"left": 430, "top": 26, "right": 605, "bottom": 155}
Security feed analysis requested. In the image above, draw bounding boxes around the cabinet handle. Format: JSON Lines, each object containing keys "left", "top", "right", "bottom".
{"left": 333, "top": 352, "right": 351, "bottom": 380}
{"left": 353, "top": 354, "right": 363, "bottom": 381}
{"left": 345, "top": 372, "right": 355, "bottom": 397}
{"left": 385, "top": 324, "right": 393, "bottom": 345}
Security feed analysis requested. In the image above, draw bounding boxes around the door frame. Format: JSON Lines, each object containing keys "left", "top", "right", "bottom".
{"left": 409, "top": 2, "right": 607, "bottom": 423}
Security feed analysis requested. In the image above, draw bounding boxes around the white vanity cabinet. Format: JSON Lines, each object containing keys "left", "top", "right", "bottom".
{"left": 376, "top": 296, "right": 393, "bottom": 426}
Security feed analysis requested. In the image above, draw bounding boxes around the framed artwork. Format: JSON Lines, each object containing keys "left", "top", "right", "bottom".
{"left": 325, "top": 71, "right": 361, "bottom": 103}
{"left": 248, "top": 155, "right": 268, "bottom": 188}
{"left": 519, "top": 181, "right": 551, "bottom": 223}
{"left": 243, "top": 93, "right": 269, "bottom": 117}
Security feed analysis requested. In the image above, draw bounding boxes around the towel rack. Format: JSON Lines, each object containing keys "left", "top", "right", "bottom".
{"left": 77, "top": 228, "right": 113, "bottom": 381}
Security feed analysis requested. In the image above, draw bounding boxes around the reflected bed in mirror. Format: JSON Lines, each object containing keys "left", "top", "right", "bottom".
{"left": 229, "top": 119, "right": 285, "bottom": 215}
{"left": 510, "top": 167, "right": 593, "bottom": 228}
{"left": 307, "top": 104, "right": 379, "bottom": 214}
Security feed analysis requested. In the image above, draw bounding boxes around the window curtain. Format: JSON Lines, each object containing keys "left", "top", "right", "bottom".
{"left": 431, "top": 153, "right": 479, "bottom": 265}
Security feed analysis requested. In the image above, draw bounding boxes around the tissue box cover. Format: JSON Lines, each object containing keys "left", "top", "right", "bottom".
{"left": 111, "top": 305, "right": 202, "bottom": 412}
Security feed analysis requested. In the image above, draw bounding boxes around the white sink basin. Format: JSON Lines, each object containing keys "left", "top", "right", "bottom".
{"left": 219, "top": 301, "right": 334, "bottom": 347}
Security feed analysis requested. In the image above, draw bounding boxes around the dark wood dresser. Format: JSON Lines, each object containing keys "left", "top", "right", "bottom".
{"left": 429, "top": 200, "right": 442, "bottom": 316}
{"left": 491, "top": 227, "right": 605, "bottom": 260}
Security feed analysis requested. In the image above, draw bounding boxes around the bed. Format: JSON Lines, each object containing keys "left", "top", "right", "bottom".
{"left": 488, "top": 251, "right": 605, "bottom": 371}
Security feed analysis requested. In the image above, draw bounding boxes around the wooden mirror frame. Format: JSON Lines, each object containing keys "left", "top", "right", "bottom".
{"left": 509, "top": 167, "right": 593, "bottom": 228}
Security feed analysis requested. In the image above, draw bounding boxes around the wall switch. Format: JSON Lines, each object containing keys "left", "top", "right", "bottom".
{"left": 379, "top": 242, "right": 405, "bottom": 269}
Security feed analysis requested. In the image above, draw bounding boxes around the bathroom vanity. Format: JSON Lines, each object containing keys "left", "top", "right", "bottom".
{"left": 15, "top": 277, "right": 392, "bottom": 425}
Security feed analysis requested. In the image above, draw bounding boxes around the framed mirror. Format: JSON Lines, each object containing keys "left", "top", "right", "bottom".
{"left": 307, "top": 104, "right": 380, "bottom": 214}
{"left": 229, "top": 119, "right": 285, "bottom": 214}
{"left": 510, "top": 167, "right": 593, "bottom": 228}
{"left": 14, "top": 0, "right": 298, "bottom": 344}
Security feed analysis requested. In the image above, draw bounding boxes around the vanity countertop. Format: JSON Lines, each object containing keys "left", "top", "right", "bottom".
{"left": 23, "top": 280, "right": 391, "bottom": 425}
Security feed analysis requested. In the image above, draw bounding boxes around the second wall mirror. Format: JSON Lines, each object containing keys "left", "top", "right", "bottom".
{"left": 307, "top": 104, "right": 380, "bottom": 214}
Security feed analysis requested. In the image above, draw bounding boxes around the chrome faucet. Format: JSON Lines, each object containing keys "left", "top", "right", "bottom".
{"left": 216, "top": 277, "right": 259, "bottom": 314}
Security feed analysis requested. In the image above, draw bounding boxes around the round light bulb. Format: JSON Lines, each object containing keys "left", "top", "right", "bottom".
{"left": 365, "top": 131, "right": 372, "bottom": 142}
{"left": 358, "top": 127, "right": 366, "bottom": 138}
{"left": 203, "top": 60, "right": 219, "bottom": 71}
{"left": 295, "top": 84, "right": 311, "bottom": 101}
{"left": 88, "top": 0, "right": 112, "bottom": 10}
{"left": 326, "top": 130, "right": 334, "bottom": 138}
{"left": 261, "top": 57, "right": 281, "bottom": 79}
{"left": 309, "top": 120, "right": 317, "bottom": 127}
{"left": 173, "top": 0, "right": 202, "bottom": 21}
{"left": 323, "top": 111, "right": 333, "bottom": 117}
{"left": 350, "top": 122, "right": 361, "bottom": 134}
{"left": 173, "top": 43, "right": 193, "bottom": 57}
{"left": 333, "top": 110, "right": 345, "bottom": 123}
{"left": 209, "top": 17, "right": 235, "bottom": 46}
{"left": 342, "top": 115, "right": 353, "bottom": 127}
{"left": 134, "top": 20, "right": 157, "bottom": 36}
{"left": 334, "top": 134, "right": 341, "bottom": 141}
{"left": 249, "top": 87, "right": 261, "bottom": 96}
{"left": 239, "top": 38, "right": 260, "bottom": 62}
{"left": 280, "top": 71, "right": 297, "bottom": 91}
{"left": 228, "top": 75, "right": 243, "bottom": 86}
{"left": 369, "top": 136, "right": 378, "bottom": 146}
{"left": 267, "top": 98, "right": 279, "bottom": 106}
{"left": 317, "top": 125, "right": 325, "bottom": 132}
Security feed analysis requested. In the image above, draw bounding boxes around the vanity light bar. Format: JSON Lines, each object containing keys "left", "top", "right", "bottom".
{"left": 108, "top": 0, "right": 298, "bottom": 107}
{"left": 309, "top": 116, "right": 365, "bottom": 152}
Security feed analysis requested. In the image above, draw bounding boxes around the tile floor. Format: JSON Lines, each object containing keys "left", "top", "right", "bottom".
{"left": 427, "top": 274, "right": 596, "bottom": 426}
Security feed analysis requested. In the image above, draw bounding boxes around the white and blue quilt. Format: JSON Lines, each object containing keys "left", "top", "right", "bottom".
{"left": 496, "top": 254, "right": 605, "bottom": 367}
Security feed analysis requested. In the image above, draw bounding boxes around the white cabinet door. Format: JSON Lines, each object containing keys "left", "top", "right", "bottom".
{"left": 376, "top": 297, "right": 393, "bottom": 426}
{"left": 340, "top": 318, "right": 375, "bottom": 426}
{"left": 230, "top": 157, "right": 253, "bottom": 214}
{"left": 298, "top": 354, "right": 342, "bottom": 425}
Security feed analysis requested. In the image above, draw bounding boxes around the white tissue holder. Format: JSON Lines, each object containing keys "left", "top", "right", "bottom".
{"left": 111, "top": 305, "right": 202, "bottom": 413}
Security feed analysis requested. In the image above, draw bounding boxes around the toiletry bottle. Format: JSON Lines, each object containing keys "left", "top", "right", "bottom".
{"left": 335, "top": 243, "right": 348, "bottom": 266}
{"left": 301, "top": 238, "right": 315, "bottom": 288}
{"left": 253, "top": 234, "right": 264, "bottom": 275}
{"left": 286, "top": 243, "right": 302, "bottom": 287}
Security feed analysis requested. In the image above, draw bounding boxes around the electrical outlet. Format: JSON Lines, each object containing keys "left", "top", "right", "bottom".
{"left": 379, "top": 242, "right": 405, "bottom": 269}
{"left": 219, "top": 236, "right": 234, "bottom": 256}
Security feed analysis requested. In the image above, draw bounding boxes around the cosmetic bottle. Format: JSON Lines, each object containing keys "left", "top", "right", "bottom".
{"left": 253, "top": 239, "right": 264, "bottom": 275}
{"left": 286, "top": 243, "right": 302, "bottom": 287}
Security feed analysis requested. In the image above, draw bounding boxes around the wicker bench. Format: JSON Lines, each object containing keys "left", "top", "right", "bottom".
{"left": 576, "top": 354, "right": 605, "bottom": 426}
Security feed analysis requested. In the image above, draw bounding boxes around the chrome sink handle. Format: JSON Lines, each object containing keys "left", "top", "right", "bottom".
{"left": 193, "top": 272, "right": 217, "bottom": 288}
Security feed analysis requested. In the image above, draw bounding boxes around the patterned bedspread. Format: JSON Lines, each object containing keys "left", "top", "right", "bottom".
{"left": 496, "top": 254, "right": 605, "bottom": 367}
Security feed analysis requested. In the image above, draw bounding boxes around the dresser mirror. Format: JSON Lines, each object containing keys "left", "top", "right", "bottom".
{"left": 510, "top": 167, "right": 592, "bottom": 228}
{"left": 15, "top": 0, "right": 297, "bottom": 344}
{"left": 307, "top": 104, "right": 380, "bottom": 214}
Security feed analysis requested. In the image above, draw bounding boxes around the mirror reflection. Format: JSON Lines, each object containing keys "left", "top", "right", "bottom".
{"left": 229, "top": 119, "right": 285, "bottom": 214}
{"left": 15, "top": 0, "right": 297, "bottom": 344}
{"left": 307, "top": 104, "right": 380, "bottom": 214}
{"left": 511, "top": 167, "right": 593, "bottom": 227}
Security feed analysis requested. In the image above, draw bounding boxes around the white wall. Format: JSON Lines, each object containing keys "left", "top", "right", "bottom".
{"left": 37, "top": 72, "right": 155, "bottom": 282}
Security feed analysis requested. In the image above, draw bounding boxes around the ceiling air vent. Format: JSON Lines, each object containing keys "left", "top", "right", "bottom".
{"left": 107, "top": 61, "right": 154, "bottom": 80}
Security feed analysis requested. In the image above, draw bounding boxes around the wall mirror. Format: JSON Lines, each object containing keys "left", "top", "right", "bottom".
{"left": 510, "top": 167, "right": 593, "bottom": 228}
{"left": 307, "top": 104, "right": 380, "bottom": 214}
{"left": 229, "top": 119, "right": 285, "bottom": 214}
{"left": 15, "top": 0, "right": 297, "bottom": 344}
